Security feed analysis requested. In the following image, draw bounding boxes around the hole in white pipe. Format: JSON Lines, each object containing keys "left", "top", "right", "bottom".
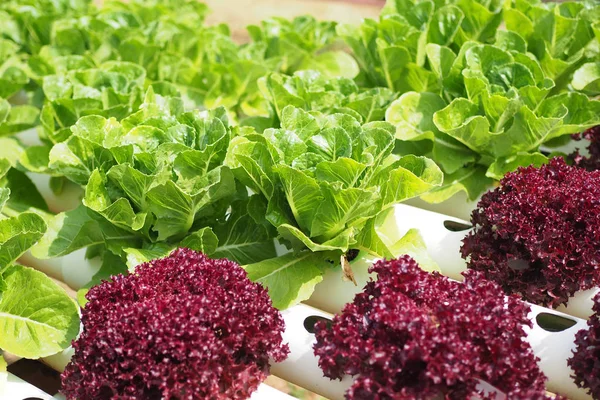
{"left": 303, "top": 315, "right": 332, "bottom": 334}
{"left": 535, "top": 312, "right": 577, "bottom": 332}
{"left": 23, "top": 398, "right": 45, "bottom": 400}
{"left": 443, "top": 220, "right": 472, "bottom": 232}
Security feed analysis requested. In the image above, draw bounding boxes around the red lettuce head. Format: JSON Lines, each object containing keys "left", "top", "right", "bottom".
{"left": 568, "top": 292, "right": 600, "bottom": 398}
{"left": 570, "top": 125, "right": 600, "bottom": 171}
{"left": 61, "top": 248, "right": 289, "bottom": 400}
{"left": 461, "top": 157, "right": 600, "bottom": 308}
{"left": 313, "top": 256, "right": 551, "bottom": 399}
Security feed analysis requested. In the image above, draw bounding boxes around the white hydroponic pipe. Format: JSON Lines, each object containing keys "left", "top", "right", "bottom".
{"left": 273, "top": 304, "right": 352, "bottom": 400}
{"left": 0, "top": 372, "right": 56, "bottom": 400}
{"left": 15, "top": 128, "right": 84, "bottom": 214}
{"left": 286, "top": 302, "right": 591, "bottom": 400}
{"left": 403, "top": 190, "right": 481, "bottom": 222}
{"left": 308, "top": 204, "right": 598, "bottom": 319}
{"left": 527, "top": 304, "right": 591, "bottom": 400}
{"left": 19, "top": 249, "right": 101, "bottom": 290}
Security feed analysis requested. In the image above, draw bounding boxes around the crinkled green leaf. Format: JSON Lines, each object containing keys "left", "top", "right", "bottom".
{"left": 0, "top": 213, "right": 46, "bottom": 270}
{"left": 31, "top": 205, "right": 141, "bottom": 259}
{"left": 0, "top": 265, "right": 79, "bottom": 358}
{"left": 486, "top": 152, "right": 549, "bottom": 180}
{"left": 572, "top": 62, "right": 600, "bottom": 95}
{"left": 421, "top": 165, "right": 492, "bottom": 203}
{"left": 244, "top": 251, "right": 328, "bottom": 310}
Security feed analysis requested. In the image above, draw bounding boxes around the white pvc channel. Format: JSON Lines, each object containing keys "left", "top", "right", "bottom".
{"left": 279, "top": 302, "right": 592, "bottom": 400}
{"left": 310, "top": 204, "right": 598, "bottom": 320}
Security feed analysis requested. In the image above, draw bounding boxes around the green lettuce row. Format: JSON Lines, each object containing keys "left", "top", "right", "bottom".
{"left": 4, "top": 0, "right": 355, "bottom": 120}
{"left": 0, "top": 38, "right": 29, "bottom": 99}
{"left": 243, "top": 70, "right": 395, "bottom": 131}
{"left": 226, "top": 105, "right": 442, "bottom": 308}
{"left": 386, "top": 41, "right": 600, "bottom": 202}
{"left": 0, "top": 157, "right": 79, "bottom": 360}
{"left": 504, "top": 0, "right": 600, "bottom": 94}
{"left": 30, "top": 88, "right": 277, "bottom": 271}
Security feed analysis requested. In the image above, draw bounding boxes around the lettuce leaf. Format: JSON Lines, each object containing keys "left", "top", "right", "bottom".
{"left": 32, "top": 89, "right": 275, "bottom": 266}
{"left": 226, "top": 106, "right": 442, "bottom": 308}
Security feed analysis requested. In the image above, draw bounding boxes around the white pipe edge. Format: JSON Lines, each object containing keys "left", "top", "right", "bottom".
{"left": 0, "top": 372, "right": 58, "bottom": 400}
{"left": 309, "top": 204, "right": 597, "bottom": 319}
{"left": 19, "top": 249, "right": 101, "bottom": 290}
{"left": 403, "top": 189, "right": 481, "bottom": 222}
{"left": 15, "top": 129, "right": 84, "bottom": 214}
{"left": 285, "top": 302, "right": 591, "bottom": 400}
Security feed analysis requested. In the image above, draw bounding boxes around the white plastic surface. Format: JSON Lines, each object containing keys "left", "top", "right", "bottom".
{"left": 0, "top": 372, "right": 55, "bottom": 400}
{"left": 403, "top": 189, "right": 482, "bottom": 221}
{"left": 309, "top": 204, "right": 597, "bottom": 319}
{"left": 15, "top": 128, "right": 84, "bottom": 214}
{"left": 302, "top": 295, "right": 592, "bottom": 399}
{"left": 19, "top": 249, "right": 101, "bottom": 290}
{"left": 273, "top": 304, "right": 352, "bottom": 400}
{"left": 526, "top": 304, "right": 591, "bottom": 400}
{"left": 557, "top": 287, "right": 599, "bottom": 319}
{"left": 26, "top": 172, "right": 84, "bottom": 214}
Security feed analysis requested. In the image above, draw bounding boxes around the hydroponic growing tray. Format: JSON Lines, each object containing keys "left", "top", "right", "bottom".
{"left": 1, "top": 0, "right": 599, "bottom": 399}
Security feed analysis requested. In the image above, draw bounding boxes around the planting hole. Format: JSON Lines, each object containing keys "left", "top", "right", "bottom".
{"left": 304, "top": 315, "right": 332, "bottom": 334}
{"left": 443, "top": 220, "right": 472, "bottom": 232}
{"left": 23, "top": 398, "right": 44, "bottom": 400}
{"left": 535, "top": 312, "right": 577, "bottom": 332}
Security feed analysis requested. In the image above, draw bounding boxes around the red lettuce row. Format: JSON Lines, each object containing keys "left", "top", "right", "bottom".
{"left": 61, "top": 248, "right": 288, "bottom": 400}
{"left": 313, "top": 256, "right": 552, "bottom": 399}
{"left": 569, "top": 292, "right": 600, "bottom": 398}
{"left": 462, "top": 157, "right": 600, "bottom": 308}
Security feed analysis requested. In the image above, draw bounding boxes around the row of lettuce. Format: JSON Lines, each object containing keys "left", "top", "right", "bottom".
{"left": 0, "top": 0, "right": 599, "bottom": 370}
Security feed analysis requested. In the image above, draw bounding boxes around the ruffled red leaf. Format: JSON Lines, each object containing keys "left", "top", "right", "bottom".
{"left": 61, "top": 248, "right": 288, "bottom": 400}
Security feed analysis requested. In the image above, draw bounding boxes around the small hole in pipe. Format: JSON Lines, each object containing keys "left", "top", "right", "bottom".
{"left": 535, "top": 312, "right": 577, "bottom": 332}
{"left": 303, "top": 315, "right": 333, "bottom": 334}
{"left": 23, "top": 398, "right": 45, "bottom": 400}
{"left": 443, "top": 220, "right": 472, "bottom": 232}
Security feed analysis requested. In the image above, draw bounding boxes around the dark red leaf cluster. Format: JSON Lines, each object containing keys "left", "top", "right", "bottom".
{"left": 462, "top": 157, "right": 600, "bottom": 308}
{"left": 569, "top": 292, "right": 600, "bottom": 398}
{"left": 313, "top": 256, "right": 551, "bottom": 399}
{"left": 61, "top": 248, "right": 289, "bottom": 400}
{"left": 570, "top": 125, "right": 600, "bottom": 171}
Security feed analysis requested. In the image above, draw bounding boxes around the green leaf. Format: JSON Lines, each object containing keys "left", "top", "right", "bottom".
{"left": 31, "top": 205, "right": 141, "bottom": 259}
{"left": 123, "top": 243, "right": 174, "bottom": 273}
{"left": 427, "top": 5, "right": 464, "bottom": 46}
{"left": 146, "top": 181, "right": 194, "bottom": 241}
{"left": 299, "top": 51, "right": 359, "bottom": 79}
{"left": 388, "top": 228, "right": 439, "bottom": 272}
{"left": 386, "top": 92, "right": 446, "bottom": 142}
{"left": 0, "top": 265, "right": 79, "bottom": 358}
{"left": 421, "top": 165, "right": 493, "bottom": 203}
{"left": 486, "top": 153, "right": 549, "bottom": 180}
{"left": 572, "top": 62, "right": 600, "bottom": 95}
{"left": 0, "top": 353, "right": 6, "bottom": 372}
{"left": 274, "top": 165, "right": 323, "bottom": 233}
{"left": 0, "top": 213, "right": 47, "bottom": 270}
{"left": 211, "top": 199, "right": 276, "bottom": 265}
{"left": 244, "top": 251, "right": 328, "bottom": 310}
{"left": 180, "top": 227, "right": 219, "bottom": 255}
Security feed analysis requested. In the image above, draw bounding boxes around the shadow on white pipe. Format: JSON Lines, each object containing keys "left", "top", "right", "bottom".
{"left": 309, "top": 204, "right": 597, "bottom": 319}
